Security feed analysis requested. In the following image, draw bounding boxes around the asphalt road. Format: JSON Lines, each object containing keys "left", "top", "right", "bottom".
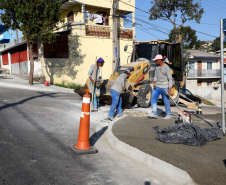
{"left": 0, "top": 86, "right": 165, "bottom": 185}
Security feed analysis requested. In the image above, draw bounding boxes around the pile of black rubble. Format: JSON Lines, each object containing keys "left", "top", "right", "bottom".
{"left": 153, "top": 122, "right": 224, "bottom": 146}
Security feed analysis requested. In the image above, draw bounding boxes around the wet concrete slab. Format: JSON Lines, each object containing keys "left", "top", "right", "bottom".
{"left": 112, "top": 112, "right": 226, "bottom": 185}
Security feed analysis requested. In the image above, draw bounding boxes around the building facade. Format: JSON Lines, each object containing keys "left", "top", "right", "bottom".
{"left": 40, "top": 0, "right": 135, "bottom": 85}
{"left": 186, "top": 49, "right": 221, "bottom": 99}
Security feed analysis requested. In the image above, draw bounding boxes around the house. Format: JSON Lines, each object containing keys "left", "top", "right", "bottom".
{"left": 0, "top": 24, "right": 11, "bottom": 44}
{"left": 185, "top": 49, "right": 221, "bottom": 99}
{"left": 0, "top": 0, "right": 135, "bottom": 85}
{"left": 0, "top": 41, "right": 40, "bottom": 75}
{"left": 39, "top": 0, "right": 135, "bottom": 85}
{"left": 0, "top": 24, "right": 23, "bottom": 46}
{"left": 200, "top": 40, "right": 214, "bottom": 53}
{"left": 216, "top": 58, "right": 226, "bottom": 83}
{"left": 216, "top": 48, "right": 226, "bottom": 55}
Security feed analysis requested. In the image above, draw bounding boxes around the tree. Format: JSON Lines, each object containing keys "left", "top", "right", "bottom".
{"left": 211, "top": 37, "right": 226, "bottom": 52}
{"left": 168, "top": 26, "right": 200, "bottom": 49}
{"left": 0, "top": 0, "right": 63, "bottom": 85}
{"left": 149, "top": 0, "right": 204, "bottom": 41}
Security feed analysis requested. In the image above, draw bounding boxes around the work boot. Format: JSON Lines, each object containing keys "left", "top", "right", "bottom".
{"left": 91, "top": 108, "right": 98, "bottom": 112}
{"left": 108, "top": 117, "right": 114, "bottom": 121}
{"left": 117, "top": 114, "right": 123, "bottom": 118}
{"left": 147, "top": 113, "right": 158, "bottom": 119}
{"left": 163, "top": 115, "right": 172, "bottom": 119}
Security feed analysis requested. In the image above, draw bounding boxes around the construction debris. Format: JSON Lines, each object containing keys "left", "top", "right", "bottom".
{"left": 123, "top": 109, "right": 147, "bottom": 117}
{"left": 153, "top": 122, "right": 224, "bottom": 146}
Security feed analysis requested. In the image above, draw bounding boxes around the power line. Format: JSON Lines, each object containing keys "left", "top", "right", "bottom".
{"left": 202, "top": 2, "right": 226, "bottom": 14}
{"left": 205, "top": 0, "right": 226, "bottom": 11}
{"left": 136, "top": 13, "right": 219, "bottom": 26}
{"left": 125, "top": 18, "right": 169, "bottom": 36}
{"left": 119, "top": 0, "right": 217, "bottom": 38}
{"left": 126, "top": 15, "right": 171, "bottom": 33}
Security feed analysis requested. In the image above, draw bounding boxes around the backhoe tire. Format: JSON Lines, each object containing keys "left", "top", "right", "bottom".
{"left": 170, "top": 80, "right": 180, "bottom": 106}
{"left": 137, "top": 84, "right": 152, "bottom": 108}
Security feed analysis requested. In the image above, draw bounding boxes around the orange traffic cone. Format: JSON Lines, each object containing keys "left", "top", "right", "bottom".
{"left": 70, "top": 89, "right": 98, "bottom": 155}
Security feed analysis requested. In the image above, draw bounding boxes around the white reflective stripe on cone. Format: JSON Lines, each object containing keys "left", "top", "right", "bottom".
{"left": 83, "top": 97, "right": 90, "bottom": 104}
{"left": 81, "top": 112, "right": 90, "bottom": 118}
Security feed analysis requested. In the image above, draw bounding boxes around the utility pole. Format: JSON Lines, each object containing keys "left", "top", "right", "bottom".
{"left": 220, "top": 19, "right": 225, "bottom": 134}
{"left": 112, "top": 0, "right": 119, "bottom": 78}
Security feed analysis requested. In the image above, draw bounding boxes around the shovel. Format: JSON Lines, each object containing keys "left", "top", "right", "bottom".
{"left": 163, "top": 89, "right": 190, "bottom": 123}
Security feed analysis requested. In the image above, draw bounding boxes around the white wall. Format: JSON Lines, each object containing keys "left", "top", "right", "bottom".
{"left": 186, "top": 79, "right": 197, "bottom": 94}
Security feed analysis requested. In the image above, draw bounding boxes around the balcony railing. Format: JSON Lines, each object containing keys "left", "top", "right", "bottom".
{"left": 86, "top": 25, "right": 110, "bottom": 37}
{"left": 118, "top": 28, "right": 133, "bottom": 39}
{"left": 85, "top": 25, "right": 133, "bottom": 39}
{"left": 187, "top": 69, "right": 221, "bottom": 78}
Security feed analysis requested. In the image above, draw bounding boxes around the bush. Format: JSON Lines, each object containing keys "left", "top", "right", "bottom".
{"left": 54, "top": 81, "right": 81, "bottom": 89}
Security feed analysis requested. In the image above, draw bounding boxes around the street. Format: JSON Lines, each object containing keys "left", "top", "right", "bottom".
{"left": 0, "top": 86, "right": 165, "bottom": 185}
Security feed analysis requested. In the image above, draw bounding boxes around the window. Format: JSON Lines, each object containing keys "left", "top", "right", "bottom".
{"left": 207, "top": 81, "right": 212, "bottom": 85}
{"left": 207, "top": 62, "right": 212, "bottom": 70}
{"left": 189, "top": 61, "right": 195, "bottom": 70}
{"left": 95, "top": 11, "right": 109, "bottom": 26}
{"left": 67, "top": 11, "right": 74, "bottom": 22}
{"left": 197, "top": 80, "right": 202, "bottom": 86}
{"left": 44, "top": 34, "right": 68, "bottom": 58}
{"left": 185, "top": 89, "right": 192, "bottom": 96}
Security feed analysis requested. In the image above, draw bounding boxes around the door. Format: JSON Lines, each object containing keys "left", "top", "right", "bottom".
{"left": 172, "top": 43, "right": 183, "bottom": 81}
{"left": 198, "top": 61, "right": 202, "bottom": 77}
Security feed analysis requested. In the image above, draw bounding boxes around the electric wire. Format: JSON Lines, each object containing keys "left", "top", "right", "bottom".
{"left": 118, "top": 0, "right": 217, "bottom": 38}
{"left": 136, "top": 13, "right": 219, "bottom": 26}
{"left": 125, "top": 18, "right": 169, "bottom": 35}
{"left": 205, "top": 0, "right": 226, "bottom": 11}
{"left": 126, "top": 14, "right": 171, "bottom": 33}
{"left": 202, "top": 2, "right": 226, "bottom": 14}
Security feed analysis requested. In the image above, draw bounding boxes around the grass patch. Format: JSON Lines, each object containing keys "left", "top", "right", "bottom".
{"left": 197, "top": 96, "right": 216, "bottom": 106}
{"left": 54, "top": 81, "right": 81, "bottom": 89}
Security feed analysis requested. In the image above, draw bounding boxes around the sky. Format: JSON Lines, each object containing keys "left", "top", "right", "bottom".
{"left": 126, "top": 0, "right": 226, "bottom": 42}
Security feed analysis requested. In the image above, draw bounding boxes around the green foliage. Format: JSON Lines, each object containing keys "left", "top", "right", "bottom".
{"left": 0, "top": 0, "right": 63, "bottom": 45}
{"left": 54, "top": 81, "right": 82, "bottom": 89}
{"left": 0, "top": 0, "right": 64, "bottom": 84}
{"left": 149, "top": 0, "right": 204, "bottom": 29}
{"left": 169, "top": 26, "right": 201, "bottom": 49}
{"left": 211, "top": 37, "right": 226, "bottom": 52}
{"left": 196, "top": 95, "right": 215, "bottom": 106}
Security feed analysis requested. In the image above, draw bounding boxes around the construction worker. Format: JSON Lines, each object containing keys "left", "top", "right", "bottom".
{"left": 162, "top": 53, "right": 172, "bottom": 65}
{"left": 148, "top": 54, "right": 172, "bottom": 119}
{"left": 88, "top": 57, "right": 105, "bottom": 111}
{"left": 108, "top": 70, "right": 131, "bottom": 121}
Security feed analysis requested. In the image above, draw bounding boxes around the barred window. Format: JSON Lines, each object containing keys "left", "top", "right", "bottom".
{"left": 67, "top": 11, "right": 74, "bottom": 22}
{"left": 207, "top": 62, "right": 212, "bottom": 70}
{"left": 44, "top": 34, "right": 68, "bottom": 58}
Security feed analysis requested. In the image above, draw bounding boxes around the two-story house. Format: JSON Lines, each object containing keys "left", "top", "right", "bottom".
{"left": 39, "top": 0, "right": 135, "bottom": 85}
{"left": 185, "top": 49, "right": 221, "bottom": 99}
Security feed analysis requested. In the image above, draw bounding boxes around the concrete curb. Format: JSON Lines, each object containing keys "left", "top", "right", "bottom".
{"left": 0, "top": 82, "right": 75, "bottom": 94}
{"left": 95, "top": 118, "right": 196, "bottom": 185}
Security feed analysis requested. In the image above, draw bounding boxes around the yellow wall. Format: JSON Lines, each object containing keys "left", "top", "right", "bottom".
{"left": 40, "top": 31, "right": 133, "bottom": 85}
{"left": 80, "top": 0, "right": 135, "bottom": 12}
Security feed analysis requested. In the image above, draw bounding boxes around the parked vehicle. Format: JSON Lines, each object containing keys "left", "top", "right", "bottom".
{"left": 179, "top": 88, "right": 201, "bottom": 105}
